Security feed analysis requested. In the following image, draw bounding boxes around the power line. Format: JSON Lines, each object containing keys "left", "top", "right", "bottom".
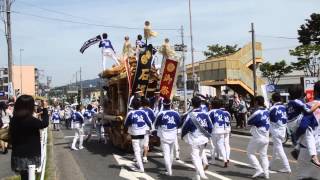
{"left": 12, "top": 6, "right": 179, "bottom": 31}
{"left": 256, "top": 34, "right": 297, "bottom": 40}
{"left": 16, "top": 0, "right": 106, "bottom": 24}
{"left": 264, "top": 46, "right": 297, "bottom": 51}
{"left": 13, "top": 11, "right": 141, "bottom": 29}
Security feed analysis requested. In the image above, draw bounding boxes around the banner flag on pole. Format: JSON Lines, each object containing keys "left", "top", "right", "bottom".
{"left": 159, "top": 59, "right": 179, "bottom": 100}
{"left": 80, "top": 35, "right": 101, "bottom": 53}
{"left": 124, "top": 56, "right": 132, "bottom": 93}
{"left": 132, "top": 44, "right": 154, "bottom": 96}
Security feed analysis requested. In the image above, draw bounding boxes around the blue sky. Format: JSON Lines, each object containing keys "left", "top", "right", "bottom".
{"left": 0, "top": 0, "right": 319, "bottom": 86}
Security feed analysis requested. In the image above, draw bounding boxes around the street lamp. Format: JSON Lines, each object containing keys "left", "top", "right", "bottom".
{"left": 188, "top": 0, "right": 196, "bottom": 92}
{"left": 19, "top": 48, "right": 24, "bottom": 94}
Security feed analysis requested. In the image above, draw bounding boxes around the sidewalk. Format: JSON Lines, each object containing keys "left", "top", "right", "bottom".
{"left": 52, "top": 130, "right": 86, "bottom": 180}
{"left": 0, "top": 150, "right": 16, "bottom": 180}
{"left": 230, "top": 121, "right": 251, "bottom": 136}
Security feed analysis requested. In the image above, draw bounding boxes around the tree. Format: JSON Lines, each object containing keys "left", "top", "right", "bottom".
{"left": 259, "top": 60, "right": 293, "bottom": 85}
{"left": 203, "top": 44, "right": 239, "bottom": 59}
{"left": 290, "top": 13, "right": 320, "bottom": 77}
{"left": 297, "top": 13, "right": 320, "bottom": 45}
{"left": 290, "top": 45, "right": 320, "bottom": 76}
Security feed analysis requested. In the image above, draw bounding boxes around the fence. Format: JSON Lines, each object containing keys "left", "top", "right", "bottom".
{"left": 28, "top": 128, "right": 48, "bottom": 180}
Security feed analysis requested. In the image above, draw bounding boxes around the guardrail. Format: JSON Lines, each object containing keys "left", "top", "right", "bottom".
{"left": 28, "top": 128, "right": 48, "bottom": 180}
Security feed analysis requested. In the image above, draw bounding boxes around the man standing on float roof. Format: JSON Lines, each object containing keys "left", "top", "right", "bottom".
{"left": 99, "top": 33, "right": 119, "bottom": 69}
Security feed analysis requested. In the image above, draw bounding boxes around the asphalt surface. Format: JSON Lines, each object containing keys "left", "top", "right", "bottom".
{"left": 0, "top": 150, "right": 15, "bottom": 180}
{"left": 59, "top": 128, "right": 302, "bottom": 180}
{"left": 0, "top": 126, "right": 315, "bottom": 180}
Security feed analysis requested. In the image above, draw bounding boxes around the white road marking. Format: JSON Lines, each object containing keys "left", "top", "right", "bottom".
{"left": 203, "top": 150, "right": 277, "bottom": 174}
{"left": 119, "top": 168, "right": 139, "bottom": 180}
{"left": 113, "top": 154, "right": 155, "bottom": 180}
{"left": 64, "top": 135, "right": 98, "bottom": 138}
{"left": 230, "top": 133, "right": 251, "bottom": 139}
{"left": 153, "top": 152, "right": 232, "bottom": 180}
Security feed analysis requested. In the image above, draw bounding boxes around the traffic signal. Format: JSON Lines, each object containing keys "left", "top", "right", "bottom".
{"left": 15, "top": 89, "right": 20, "bottom": 96}
{"left": 77, "top": 89, "right": 81, "bottom": 104}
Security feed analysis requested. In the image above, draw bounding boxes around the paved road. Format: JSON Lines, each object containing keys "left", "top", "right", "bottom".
{"left": 0, "top": 126, "right": 312, "bottom": 180}
{"left": 58, "top": 128, "right": 303, "bottom": 180}
{"left": 0, "top": 150, "right": 15, "bottom": 180}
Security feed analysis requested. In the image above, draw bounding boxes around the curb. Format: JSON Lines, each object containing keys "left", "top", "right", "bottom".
{"left": 45, "top": 128, "right": 57, "bottom": 180}
{"left": 231, "top": 130, "right": 251, "bottom": 136}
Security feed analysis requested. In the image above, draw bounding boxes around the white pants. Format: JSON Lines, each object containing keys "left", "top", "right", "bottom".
{"left": 300, "top": 128, "right": 317, "bottom": 157}
{"left": 271, "top": 134, "right": 291, "bottom": 171}
{"left": 161, "top": 141, "right": 174, "bottom": 175}
{"left": 103, "top": 49, "right": 119, "bottom": 69}
{"left": 132, "top": 138, "right": 145, "bottom": 172}
{"left": 213, "top": 134, "right": 227, "bottom": 162}
{"left": 174, "top": 136, "right": 180, "bottom": 158}
{"left": 297, "top": 147, "right": 320, "bottom": 179}
{"left": 209, "top": 138, "right": 216, "bottom": 159}
{"left": 72, "top": 124, "right": 84, "bottom": 149}
{"left": 247, "top": 138, "right": 269, "bottom": 174}
{"left": 191, "top": 144, "right": 207, "bottom": 178}
{"left": 224, "top": 133, "right": 230, "bottom": 161}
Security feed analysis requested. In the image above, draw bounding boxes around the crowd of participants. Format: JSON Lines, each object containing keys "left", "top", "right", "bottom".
{"left": 1, "top": 81, "right": 320, "bottom": 180}
{"left": 47, "top": 102, "right": 105, "bottom": 151}
{"left": 124, "top": 81, "right": 320, "bottom": 180}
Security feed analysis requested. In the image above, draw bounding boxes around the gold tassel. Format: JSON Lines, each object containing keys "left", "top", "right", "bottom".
{"left": 144, "top": 21, "right": 158, "bottom": 40}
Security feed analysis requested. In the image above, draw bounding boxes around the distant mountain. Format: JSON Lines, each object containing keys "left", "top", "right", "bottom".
{"left": 54, "top": 78, "right": 104, "bottom": 89}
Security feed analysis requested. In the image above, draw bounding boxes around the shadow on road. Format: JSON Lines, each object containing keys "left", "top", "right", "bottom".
{"left": 216, "top": 170, "right": 252, "bottom": 179}
{"left": 83, "top": 140, "right": 125, "bottom": 157}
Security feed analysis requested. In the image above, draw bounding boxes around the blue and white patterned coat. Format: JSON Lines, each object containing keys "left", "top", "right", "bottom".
{"left": 181, "top": 108, "right": 213, "bottom": 146}
{"left": 124, "top": 110, "right": 152, "bottom": 136}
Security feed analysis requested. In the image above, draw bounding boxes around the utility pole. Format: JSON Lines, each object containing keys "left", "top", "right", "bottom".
{"left": 188, "top": 0, "right": 196, "bottom": 92}
{"left": 75, "top": 72, "right": 78, "bottom": 87}
{"left": 80, "top": 67, "right": 83, "bottom": 101}
{"left": 5, "top": 0, "right": 13, "bottom": 84}
{"left": 250, "top": 23, "right": 257, "bottom": 97}
{"left": 19, "top": 48, "right": 23, "bottom": 94}
{"left": 180, "top": 25, "right": 188, "bottom": 112}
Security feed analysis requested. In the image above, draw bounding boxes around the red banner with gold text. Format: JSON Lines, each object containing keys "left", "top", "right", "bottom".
{"left": 159, "top": 59, "right": 178, "bottom": 100}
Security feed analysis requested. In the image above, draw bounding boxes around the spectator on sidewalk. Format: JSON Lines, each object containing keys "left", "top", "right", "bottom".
{"left": 231, "top": 94, "right": 241, "bottom": 128}
{"left": 10, "top": 95, "right": 49, "bottom": 180}
{"left": 0, "top": 101, "right": 12, "bottom": 154}
{"left": 64, "top": 106, "right": 72, "bottom": 129}
{"left": 238, "top": 95, "right": 248, "bottom": 128}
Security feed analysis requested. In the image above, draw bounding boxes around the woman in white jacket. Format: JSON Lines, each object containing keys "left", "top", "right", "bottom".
{"left": 0, "top": 102, "right": 11, "bottom": 154}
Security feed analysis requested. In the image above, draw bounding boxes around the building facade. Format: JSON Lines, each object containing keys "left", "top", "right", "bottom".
{"left": 12, "top": 65, "right": 36, "bottom": 96}
{"left": 0, "top": 68, "right": 9, "bottom": 99}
